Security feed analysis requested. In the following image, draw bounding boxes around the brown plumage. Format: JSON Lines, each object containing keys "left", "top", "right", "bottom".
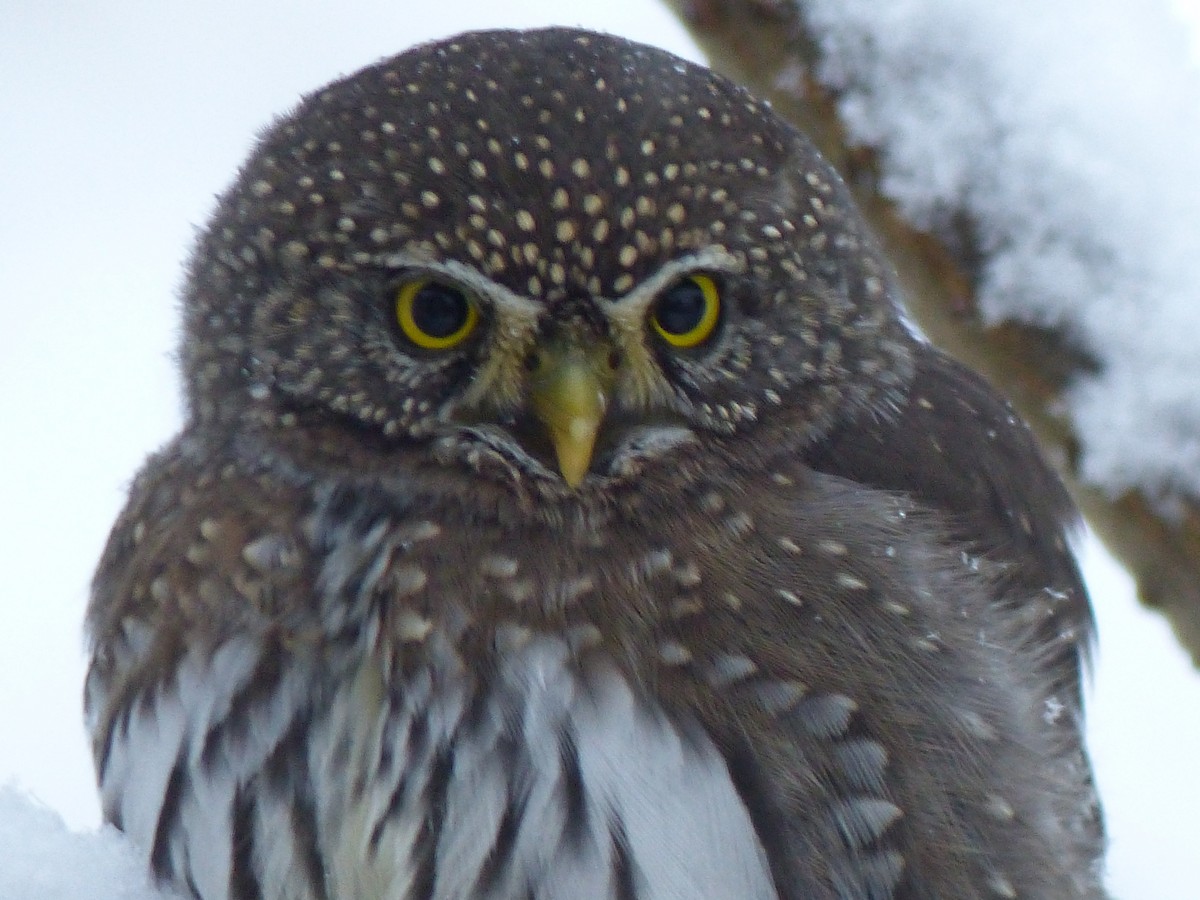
{"left": 86, "top": 27, "right": 1105, "bottom": 899}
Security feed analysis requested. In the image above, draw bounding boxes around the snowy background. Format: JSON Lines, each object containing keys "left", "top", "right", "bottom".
{"left": 2, "top": 1, "right": 1199, "bottom": 897}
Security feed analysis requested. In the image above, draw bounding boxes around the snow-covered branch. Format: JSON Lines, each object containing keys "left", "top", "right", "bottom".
{"left": 666, "top": 0, "right": 1200, "bottom": 662}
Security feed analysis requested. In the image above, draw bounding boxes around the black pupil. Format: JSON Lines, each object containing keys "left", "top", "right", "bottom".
{"left": 656, "top": 281, "right": 707, "bottom": 334}
{"left": 411, "top": 284, "right": 468, "bottom": 338}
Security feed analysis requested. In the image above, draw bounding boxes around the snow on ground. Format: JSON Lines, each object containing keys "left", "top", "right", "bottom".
{"left": 0, "top": 787, "right": 167, "bottom": 900}
{"left": 1, "top": 1, "right": 1199, "bottom": 898}
{"left": 806, "top": 0, "right": 1200, "bottom": 507}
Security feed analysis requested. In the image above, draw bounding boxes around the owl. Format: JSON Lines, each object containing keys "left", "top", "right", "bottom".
{"left": 86, "top": 27, "right": 1105, "bottom": 900}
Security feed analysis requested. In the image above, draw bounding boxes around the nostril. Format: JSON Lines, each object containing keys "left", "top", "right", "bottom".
{"left": 607, "top": 349, "right": 623, "bottom": 370}
{"left": 524, "top": 352, "right": 542, "bottom": 372}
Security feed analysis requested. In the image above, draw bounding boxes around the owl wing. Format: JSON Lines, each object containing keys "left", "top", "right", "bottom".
{"left": 804, "top": 343, "right": 1094, "bottom": 706}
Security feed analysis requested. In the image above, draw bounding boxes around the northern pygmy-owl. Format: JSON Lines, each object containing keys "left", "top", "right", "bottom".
{"left": 86, "top": 28, "right": 1105, "bottom": 899}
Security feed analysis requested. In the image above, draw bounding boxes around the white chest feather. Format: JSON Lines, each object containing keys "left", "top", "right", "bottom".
{"left": 98, "top": 630, "right": 777, "bottom": 899}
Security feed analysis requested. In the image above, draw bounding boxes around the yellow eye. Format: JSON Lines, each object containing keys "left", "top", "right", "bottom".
{"left": 394, "top": 277, "right": 478, "bottom": 350}
{"left": 650, "top": 274, "right": 721, "bottom": 348}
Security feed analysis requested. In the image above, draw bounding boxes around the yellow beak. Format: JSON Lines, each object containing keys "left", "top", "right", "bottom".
{"left": 528, "top": 343, "right": 610, "bottom": 488}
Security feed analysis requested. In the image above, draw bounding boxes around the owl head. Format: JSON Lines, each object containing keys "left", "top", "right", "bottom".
{"left": 180, "top": 28, "right": 914, "bottom": 495}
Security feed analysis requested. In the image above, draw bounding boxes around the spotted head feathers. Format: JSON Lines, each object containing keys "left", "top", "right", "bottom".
{"left": 183, "top": 28, "right": 914, "bottom": 492}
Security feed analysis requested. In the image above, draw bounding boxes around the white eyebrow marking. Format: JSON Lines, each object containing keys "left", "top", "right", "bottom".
{"left": 597, "top": 247, "right": 745, "bottom": 322}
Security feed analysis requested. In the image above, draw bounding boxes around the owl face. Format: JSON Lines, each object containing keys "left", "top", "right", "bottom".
{"left": 182, "top": 28, "right": 913, "bottom": 492}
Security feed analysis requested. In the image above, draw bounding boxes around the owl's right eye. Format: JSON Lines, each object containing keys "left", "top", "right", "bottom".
{"left": 651, "top": 274, "right": 721, "bottom": 349}
{"left": 393, "top": 278, "right": 478, "bottom": 350}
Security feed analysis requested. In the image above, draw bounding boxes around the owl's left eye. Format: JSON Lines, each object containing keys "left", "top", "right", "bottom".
{"left": 393, "top": 278, "right": 479, "bottom": 350}
{"left": 650, "top": 274, "right": 721, "bottom": 349}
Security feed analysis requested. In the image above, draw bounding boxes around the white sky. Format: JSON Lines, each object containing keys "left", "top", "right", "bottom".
{"left": 1, "top": 2, "right": 1199, "bottom": 898}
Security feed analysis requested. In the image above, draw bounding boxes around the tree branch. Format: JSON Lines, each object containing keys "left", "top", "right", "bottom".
{"left": 662, "top": 0, "right": 1200, "bottom": 663}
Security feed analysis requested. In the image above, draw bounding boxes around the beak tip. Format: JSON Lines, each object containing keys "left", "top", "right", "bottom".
{"left": 555, "top": 433, "right": 596, "bottom": 489}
